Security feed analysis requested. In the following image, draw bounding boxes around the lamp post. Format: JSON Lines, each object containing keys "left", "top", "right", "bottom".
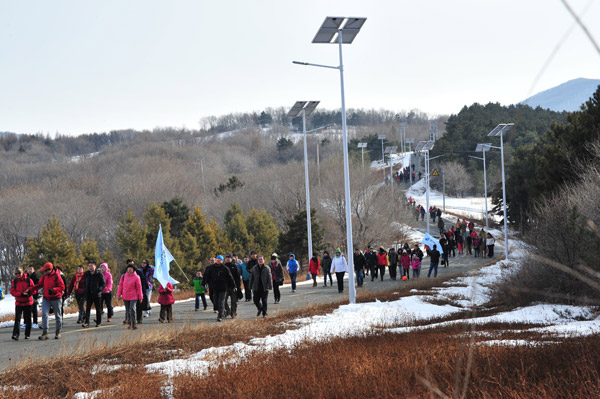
{"left": 357, "top": 142, "right": 367, "bottom": 170}
{"left": 487, "top": 123, "right": 514, "bottom": 260}
{"left": 307, "top": 124, "right": 332, "bottom": 187}
{"left": 293, "top": 16, "right": 366, "bottom": 304}
{"left": 378, "top": 134, "right": 387, "bottom": 182}
{"left": 415, "top": 141, "right": 435, "bottom": 235}
{"left": 406, "top": 138, "right": 414, "bottom": 186}
{"left": 399, "top": 122, "right": 407, "bottom": 154}
{"left": 288, "top": 101, "right": 320, "bottom": 265}
{"left": 470, "top": 143, "right": 492, "bottom": 230}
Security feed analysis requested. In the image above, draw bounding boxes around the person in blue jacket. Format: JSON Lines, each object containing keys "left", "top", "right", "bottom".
{"left": 286, "top": 254, "right": 300, "bottom": 293}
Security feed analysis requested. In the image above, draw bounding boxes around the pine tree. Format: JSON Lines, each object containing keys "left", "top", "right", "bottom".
{"left": 25, "top": 214, "right": 79, "bottom": 275}
{"left": 208, "top": 218, "right": 232, "bottom": 257}
{"left": 224, "top": 202, "right": 250, "bottom": 254}
{"left": 79, "top": 238, "right": 101, "bottom": 265}
{"left": 182, "top": 205, "right": 217, "bottom": 263}
{"left": 246, "top": 208, "right": 279, "bottom": 256}
{"left": 143, "top": 202, "right": 172, "bottom": 261}
{"left": 161, "top": 197, "right": 190, "bottom": 238}
{"left": 278, "top": 209, "right": 324, "bottom": 267}
{"left": 116, "top": 208, "right": 146, "bottom": 262}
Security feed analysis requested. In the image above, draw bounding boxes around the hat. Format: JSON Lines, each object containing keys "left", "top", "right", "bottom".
{"left": 379, "top": 246, "right": 385, "bottom": 250}
{"left": 289, "top": 254, "right": 295, "bottom": 258}
{"left": 336, "top": 248, "right": 341, "bottom": 253}
{"left": 271, "top": 252, "right": 278, "bottom": 257}
{"left": 40, "top": 262, "right": 53, "bottom": 273}
{"left": 216, "top": 255, "right": 224, "bottom": 261}
{"left": 99, "top": 262, "right": 108, "bottom": 269}
{"left": 225, "top": 254, "right": 232, "bottom": 258}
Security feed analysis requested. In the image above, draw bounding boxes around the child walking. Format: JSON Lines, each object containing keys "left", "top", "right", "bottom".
{"left": 158, "top": 282, "right": 174, "bottom": 323}
{"left": 192, "top": 270, "right": 207, "bottom": 311}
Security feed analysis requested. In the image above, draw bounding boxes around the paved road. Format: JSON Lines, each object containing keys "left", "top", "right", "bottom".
{"left": 0, "top": 214, "right": 500, "bottom": 371}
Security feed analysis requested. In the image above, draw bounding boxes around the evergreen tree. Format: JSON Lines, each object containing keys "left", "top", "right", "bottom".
{"left": 224, "top": 202, "right": 251, "bottom": 254}
{"left": 278, "top": 209, "right": 324, "bottom": 266}
{"left": 161, "top": 197, "right": 190, "bottom": 238}
{"left": 116, "top": 208, "right": 146, "bottom": 262}
{"left": 79, "top": 238, "right": 101, "bottom": 265}
{"left": 208, "top": 218, "right": 232, "bottom": 257}
{"left": 181, "top": 205, "right": 217, "bottom": 264}
{"left": 246, "top": 208, "right": 279, "bottom": 257}
{"left": 143, "top": 202, "right": 172, "bottom": 261}
{"left": 25, "top": 215, "right": 79, "bottom": 275}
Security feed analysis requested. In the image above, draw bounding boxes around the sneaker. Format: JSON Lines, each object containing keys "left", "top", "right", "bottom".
{"left": 123, "top": 320, "right": 127, "bottom": 324}
{"left": 81, "top": 324, "right": 88, "bottom": 328}
{"left": 32, "top": 324, "right": 39, "bottom": 329}
{"left": 263, "top": 313, "right": 267, "bottom": 318}
{"left": 38, "top": 332, "right": 49, "bottom": 340}
{"left": 107, "top": 318, "right": 111, "bottom": 322}
{"left": 256, "top": 310, "right": 261, "bottom": 317}
{"left": 292, "top": 290, "right": 296, "bottom": 293}
{"left": 158, "top": 319, "right": 164, "bottom": 323}
{"left": 24, "top": 336, "right": 29, "bottom": 340}
{"left": 11, "top": 335, "right": 18, "bottom": 341}
{"left": 95, "top": 323, "right": 101, "bottom": 328}
{"left": 195, "top": 308, "right": 198, "bottom": 311}
{"left": 217, "top": 317, "right": 222, "bottom": 322}
{"left": 55, "top": 332, "right": 61, "bottom": 339}
{"left": 204, "top": 306, "right": 207, "bottom": 310}
{"left": 76, "top": 320, "right": 82, "bottom": 324}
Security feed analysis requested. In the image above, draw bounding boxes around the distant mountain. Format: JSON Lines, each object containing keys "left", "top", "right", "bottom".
{"left": 520, "top": 78, "right": 600, "bottom": 112}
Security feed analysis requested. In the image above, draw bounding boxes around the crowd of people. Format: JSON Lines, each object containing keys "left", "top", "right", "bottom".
{"left": 7, "top": 210, "right": 495, "bottom": 338}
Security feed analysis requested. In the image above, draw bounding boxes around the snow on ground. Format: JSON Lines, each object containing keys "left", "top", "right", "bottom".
{"left": 0, "top": 294, "right": 15, "bottom": 319}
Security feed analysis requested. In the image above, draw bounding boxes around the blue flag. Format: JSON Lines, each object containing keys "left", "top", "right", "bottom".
{"left": 421, "top": 232, "right": 444, "bottom": 255}
{"left": 154, "top": 224, "right": 179, "bottom": 288}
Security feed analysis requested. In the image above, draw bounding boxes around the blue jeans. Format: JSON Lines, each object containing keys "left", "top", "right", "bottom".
{"left": 41, "top": 298, "right": 63, "bottom": 334}
{"left": 428, "top": 262, "right": 439, "bottom": 278}
{"left": 356, "top": 269, "right": 364, "bottom": 286}
{"left": 195, "top": 293, "right": 207, "bottom": 309}
{"left": 290, "top": 272, "right": 297, "bottom": 291}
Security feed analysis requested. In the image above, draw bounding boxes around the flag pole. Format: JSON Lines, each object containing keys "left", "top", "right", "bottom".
{"left": 172, "top": 258, "right": 190, "bottom": 282}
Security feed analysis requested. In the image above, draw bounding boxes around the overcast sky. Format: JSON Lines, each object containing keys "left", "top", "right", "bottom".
{"left": 1, "top": 0, "right": 599, "bottom": 136}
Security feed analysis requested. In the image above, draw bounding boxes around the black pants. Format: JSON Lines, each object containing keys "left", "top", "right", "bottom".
{"left": 159, "top": 304, "right": 173, "bottom": 322}
{"left": 31, "top": 297, "right": 39, "bottom": 324}
{"left": 225, "top": 288, "right": 238, "bottom": 317}
{"left": 216, "top": 290, "right": 227, "bottom": 319}
{"left": 101, "top": 292, "right": 113, "bottom": 319}
{"left": 243, "top": 279, "right": 252, "bottom": 300}
{"left": 378, "top": 265, "right": 386, "bottom": 281}
{"left": 389, "top": 263, "right": 397, "bottom": 280}
{"left": 13, "top": 305, "right": 32, "bottom": 338}
{"left": 75, "top": 293, "right": 85, "bottom": 322}
{"left": 335, "top": 272, "right": 345, "bottom": 292}
{"left": 273, "top": 281, "right": 281, "bottom": 302}
{"left": 209, "top": 286, "right": 216, "bottom": 311}
{"left": 323, "top": 271, "right": 333, "bottom": 286}
{"left": 85, "top": 295, "right": 102, "bottom": 325}
{"left": 136, "top": 294, "right": 148, "bottom": 323}
{"left": 370, "top": 265, "right": 378, "bottom": 280}
{"left": 253, "top": 289, "right": 269, "bottom": 316}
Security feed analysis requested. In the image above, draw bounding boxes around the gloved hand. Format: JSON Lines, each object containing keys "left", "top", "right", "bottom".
{"left": 48, "top": 288, "right": 55, "bottom": 295}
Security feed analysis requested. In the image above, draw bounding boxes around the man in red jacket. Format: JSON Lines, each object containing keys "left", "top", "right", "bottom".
{"left": 10, "top": 268, "right": 34, "bottom": 340}
{"left": 25, "top": 262, "right": 66, "bottom": 340}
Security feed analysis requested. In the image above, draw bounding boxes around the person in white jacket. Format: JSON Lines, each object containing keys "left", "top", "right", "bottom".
{"left": 330, "top": 248, "right": 348, "bottom": 293}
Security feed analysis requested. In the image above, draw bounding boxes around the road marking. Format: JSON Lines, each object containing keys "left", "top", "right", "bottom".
{"left": 63, "top": 324, "right": 117, "bottom": 335}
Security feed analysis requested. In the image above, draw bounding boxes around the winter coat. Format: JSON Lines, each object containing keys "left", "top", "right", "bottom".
{"left": 388, "top": 251, "right": 398, "bottom": 266}
{"left": 212, "top": 264, "right": 235, "bottom": 292}
{"left": 428, "top": 249, "right": 441, "bottom": 263}
{"left": 225, "top": 262, "right": 242, "bottom": 291}
{"left": 192, "top": 277, "right": 206, "bottom": 294}
{"left": 411, "top": 257, "right": 421, "bottom": 270}
{"left": 438, "top": 218, "right": 445, "bottom": 230}
{"left": 250, "top": 264, "right": 273, "bottom": 292}
{"left": 29, "top": 272, "right": 40, "bottom": 300}
{"left": 330, "top": 255, "right": 349, "bottom": 273}
{"left": 309, "top": 258, "right": 320, "bottom": 275}
{"left": 400, "top": 253, "right": 411, "bottom": 270}
{"left": 269, "top": 259, "right": 285, "bottom": 283}
{"left": 246, "top": 258, "right": 258, "bottom": 274}
{"left": 158, "top": 283, "right": 174, "bottom": 305}
{"left": 10, "top": 274, "right": 34, "bottom": 306}
{"left": 67, "top": 272, "right": 86, "bottom": 297}
{"left": 31, "top": 269, "right": 65, "bottom": 301}
{"left": 84, "top": 269, "right": 106, "bottom": 298}
{"left": 142, "top": 266, "right": 155, "bottom": 290}
{"left": 412, "top": 247, "right": 424, "bottom": 261}
{"left": 239, "top": 262, "right": 251, "bottom": 281}
{"left": 117, "top": 272, "right": 143, "bottom": 301}
{"left": 286, "top": 258, "right": 300, "bottom": 274}
{"left": 376, "top": 252, "right": 388, "bottom": 266}
{"left": 203, "top": 264, "right": 215, "bottom": 290}
{"left": 102, "top": 268, "right": 113, "bottom": 294}
{"left": 353, "top": 252, "right": 366, "bottom": 272}
{"left": 365, "top": 251, "right": 378, "bottom": 268}
{"left": 321, "top": 255, "right": 332, "bottom": 272}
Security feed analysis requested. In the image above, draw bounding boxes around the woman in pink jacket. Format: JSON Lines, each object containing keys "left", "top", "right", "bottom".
{"left": 158, "top": 282, "right": 174, "bottom": 323}
{"left": 99, "top": 263, "right": 114, "bottom": 322}
{"left": 400, "top": 250, "right": 411, "bottom": 280}
{"left": 117, "top": 264, "right": 143, "bottom": 330}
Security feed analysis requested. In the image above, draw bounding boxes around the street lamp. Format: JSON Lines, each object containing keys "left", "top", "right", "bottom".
{"left": 378, "top": 134, "right": 387, "bottom": 182}
{"left": 357, "top": 142, "right": 368, "bottom": 170}
{"left": 470, "top": 143, "right": 492, "bottom": 230}
{"left": 288, "top": 100, "right": 320, "bottom": 264}
{"left": 415, "top": 140, "right": 435, "bottom": 234}
{"left": 487, "top": 123, "right": 514, "bottom": 260}
{"left": 399, "top": 122, "right": 407, "bottom": 153}
{"left": 294, "top": 16, "right": 366, "bottom": 304}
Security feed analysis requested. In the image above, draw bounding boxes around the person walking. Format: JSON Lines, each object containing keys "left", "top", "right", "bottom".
{"left": 411, "top": 256, "right": 421, "bottom": 278}
{"left": 141, "top": 260, "right": 155, "bottom": 318}
{"left": 26, "top": 265, "right": 40, "bottom": 328}
{"left": 82, "top": 262, "right": 106, "bottom": 328}
{"left": 269, "top": 253, "right": 284, "bottom": 304}
{"left": 388, "top": 248, "right": 398, "bottom": 281}
{"left": 286, "top": 254, "right": 300, "bottom": 293}
{"left": 308, "top": 253, "right": 320, "bottom": 287}
{"left": 99, "top": 263, "right": 114, "bottom": 323}
{"left": 400, "top": 250, "right": 411, "bottom": 280}
{"left": 192, "top": 270, "right": 207, "bottom": 311}
{"left": 202, "top": 257, "right": 217, "bottom": 313}
{"left": 213, "top": 255, "right": 235, "bottom": 322}
{"left": 224, "top": 254, "right": 242, "bottom": 319}
{"left": 486, "top": 233, "right": 495, "bottom": 257}
{"left": 239, "top": 256, "right": 252, "bottom": 302}
{"left": 250, "top": 256, "right": 273, "bottom": 318}
{"left": 427, "top": 244, "right": 441, "bottom": 278}
{"left": 330, "top": 248, "right": 348, "bottom": 293}
{"left": 157, "top": 282, "right": 174, "bottom": 323}
{"left": 376, "top": 247, "right": 388, "bottom": 281}
{"left": 365, "top": 246, "right": 378, "bottom": 280}
{"left": 353, "top": 248, "right": 366, "bottom": 287}
{"left": 321, "top": 251, "right": 333, "bottom": 287}
{"left": 66, "top": 265, "right": 86, "bottom": 324}
{"left": 26, "top": 262, "right": 65, "bottom": 340}
{"left": 10, "top": 268, "right": 34, "bottom": 340}
{"left": 117, "top": 263, "right": 143, "bottom": 330}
